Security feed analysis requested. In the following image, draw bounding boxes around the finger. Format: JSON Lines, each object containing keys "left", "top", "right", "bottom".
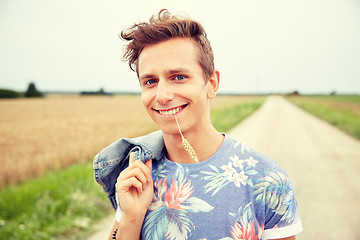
{"left": 128, "top": 152, "right": 135, "bottom": 165}
{"left": 117, "top": 162, "right": 150, "bottom": 187}
{"left": 119, "top": 155, "right": 151, "bottom": 183}
{"left": 128, "top": 160, "right": 152, "bottom": 180}
{"left": 120, "top": 167, "right": 148, "bottom": 185}
{"left": 116, "top": 177, "right": 143, "bottom": 193}
{"left": 144, "top": 159, "right": 153, "bottom": 182}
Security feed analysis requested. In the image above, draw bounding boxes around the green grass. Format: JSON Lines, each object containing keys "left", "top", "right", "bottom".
{"left": 298, "top": 94, "right": 360, "bottom": 104}
{"left": 211, "top": 97, "right": 266, "bottom": 132}
{"left": 287, "top": 95, "right": 360, "bottom": 140}
{"left": 0, "top": 96, "right": 266, "bottom": 239}
{"left": 0, "top": 162, "right": 112, "bottom": 240}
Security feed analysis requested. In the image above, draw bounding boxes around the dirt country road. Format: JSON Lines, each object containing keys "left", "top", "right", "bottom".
{"left": 228, "top": 96, "right": 360, "bottom": 240}
{"left": 88, "top": 96, "right": 360, "bottom": 240}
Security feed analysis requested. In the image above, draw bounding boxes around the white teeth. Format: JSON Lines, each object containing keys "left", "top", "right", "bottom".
{"left": 159, "top": 107, "right": 181, "bottom": 116}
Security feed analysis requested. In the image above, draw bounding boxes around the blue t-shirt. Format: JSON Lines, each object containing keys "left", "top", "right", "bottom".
{"left": 116, "top": 134, "right": 302, "bottom": 239}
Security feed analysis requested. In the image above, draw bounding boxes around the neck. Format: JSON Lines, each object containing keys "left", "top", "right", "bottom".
{"left": 163, "top": 122, "right": 224, "bottom": 164}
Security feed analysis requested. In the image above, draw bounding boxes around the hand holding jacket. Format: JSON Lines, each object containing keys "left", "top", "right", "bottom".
{"left": 116, "top": 152, "right": 153, "bottom": 220}
{"left": 112, "top": 152, "right": 153, "bottom": 239}
{"left": 94, "top": 130, "right": 164, "bottom": 210}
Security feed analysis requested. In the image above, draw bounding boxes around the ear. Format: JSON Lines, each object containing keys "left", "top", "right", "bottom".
{"left": 206, "top": 70, "right": 220, "bottom": 99}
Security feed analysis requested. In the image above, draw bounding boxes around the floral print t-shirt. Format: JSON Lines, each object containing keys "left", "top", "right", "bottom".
{"left": 116, "top": 134, "right": 302, "bottom": 240}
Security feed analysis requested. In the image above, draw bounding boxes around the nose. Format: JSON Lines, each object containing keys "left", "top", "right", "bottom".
{"left": 155, "top": 80, "right": 173, "bottom": 105}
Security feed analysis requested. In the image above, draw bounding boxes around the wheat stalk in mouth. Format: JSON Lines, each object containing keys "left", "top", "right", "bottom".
{"left": 174, "top": 114, "right": 199, "bottom": 163}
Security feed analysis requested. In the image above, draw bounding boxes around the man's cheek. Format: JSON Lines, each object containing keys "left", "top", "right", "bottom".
{"left": 141, "top": 93, "right": 150, "bottom": 107}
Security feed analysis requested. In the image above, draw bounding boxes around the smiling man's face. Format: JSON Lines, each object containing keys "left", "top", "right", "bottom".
{"left": 138, "top": 37, "right": 214, "bottom": 135}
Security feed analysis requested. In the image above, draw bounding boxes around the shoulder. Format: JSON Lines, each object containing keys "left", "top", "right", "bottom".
{"left": 222, "top": 134, "right": 278, "bottom": 174}
{"left": 94, "top": 130, "right": 164, "bottom": 165}
{"left": 224, "top": 135, "right": 294, "bottom": 191}
{"left": 94, "top": 138, "right": 129, "bottom": 170}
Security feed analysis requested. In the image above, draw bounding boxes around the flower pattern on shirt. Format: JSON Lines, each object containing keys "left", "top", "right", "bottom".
{"left": 245, "top": 157, "right": 258, "bottom": 167}
{"left": 138, "top": 136, "right": 301, "bottom": 239}
{"left": 143, "top": 164, "right": 214, "bottom": 240}
{"left": 253, "top": 171, "right": 298, "bottom": 223}
{"left": 228, "top": 202, "right": 264, "bottom": 240}
{"left": 201, "top": 155, "right": 258, "bottom": 195}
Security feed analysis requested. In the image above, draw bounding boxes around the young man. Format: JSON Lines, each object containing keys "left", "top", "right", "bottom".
{"left": 94, "top": 9, "right": 302, "bottom": 240}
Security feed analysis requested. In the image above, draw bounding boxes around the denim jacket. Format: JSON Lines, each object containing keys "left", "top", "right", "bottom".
{"left": 93, "top": 130, "right": 165, "bottom": 210}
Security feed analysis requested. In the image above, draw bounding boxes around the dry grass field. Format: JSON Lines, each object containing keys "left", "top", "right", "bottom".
{"left": 0, "top": 95, "right": 257, "bottom": 187}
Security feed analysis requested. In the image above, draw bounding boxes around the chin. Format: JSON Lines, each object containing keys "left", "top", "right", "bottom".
{"left": 157, "top": 123, "right": 179, "bottom": 136}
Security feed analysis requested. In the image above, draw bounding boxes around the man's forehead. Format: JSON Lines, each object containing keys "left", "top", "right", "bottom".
{"left": 137, "top": 38, "right": 202, "bottom": 76}
{"left": 138, "top": 38, "right": 198, "bottom": 62}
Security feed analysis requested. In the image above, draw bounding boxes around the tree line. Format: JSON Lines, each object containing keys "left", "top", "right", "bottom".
{"left": 0, "top": 82, "right": 43, "bottom": 98}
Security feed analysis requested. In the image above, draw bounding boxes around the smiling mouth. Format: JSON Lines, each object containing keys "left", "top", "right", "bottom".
{"left": 154, "top": 104, "right": 188, "bottom": 116}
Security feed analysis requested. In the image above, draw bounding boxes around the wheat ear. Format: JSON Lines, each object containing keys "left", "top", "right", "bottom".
{"left": 174, "top": 114, "right": 199, "bottom": 163}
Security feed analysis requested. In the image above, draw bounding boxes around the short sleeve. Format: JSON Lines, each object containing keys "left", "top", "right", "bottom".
{"left": 258, "top": 166, "right": 303, "bottom": 239}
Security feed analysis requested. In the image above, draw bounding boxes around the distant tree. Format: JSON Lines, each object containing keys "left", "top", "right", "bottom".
{"left": 80, "top": 87, "right": 112, "bottom": 96}
{"left": 287, "top": 90, "right": 300, "bottom": 96}
{"left": 0, "top": 89, "right": 22, "bottom": 98}
{"left": 25, "top": 82, "right": 43, "bottom": 98}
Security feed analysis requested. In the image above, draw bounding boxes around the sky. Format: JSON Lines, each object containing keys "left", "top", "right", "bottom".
{"left": 0, "top": 0, "right": 359, "bottom": 94}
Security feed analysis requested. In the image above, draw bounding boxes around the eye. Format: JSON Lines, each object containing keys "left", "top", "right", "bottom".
{"left": 144, "top": 79, "right": 157, "bottom": 86}
{"left": 174, "top": 75, "right": 186, "bottom": 81}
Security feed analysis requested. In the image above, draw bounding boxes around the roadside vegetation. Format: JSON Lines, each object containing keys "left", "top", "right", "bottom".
{"left": 0, "top": 95, "right": 266, "bottom": 239}
{"left": 0, "top": 163, "right": 111, "bottom": 240}
{"left": 0, "top": 89, "right": 22, "bottom": 98}
{"left": 286, "top": 95, "right": 360, "bottom": 140}
{"left": 211, "top": 96, "right": 266, "bottom": 132}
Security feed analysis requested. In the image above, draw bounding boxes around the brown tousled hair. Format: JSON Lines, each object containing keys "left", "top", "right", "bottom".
{"left": 120, "top": 9, "right": 214, "bottom": 81}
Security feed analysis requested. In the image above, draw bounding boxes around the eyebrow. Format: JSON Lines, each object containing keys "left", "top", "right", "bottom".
{"left": 139, "top": 74, "right": 156, "bottom": 81}
{"left": 166, "top": 68, "right": 191, "bottom": 75}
